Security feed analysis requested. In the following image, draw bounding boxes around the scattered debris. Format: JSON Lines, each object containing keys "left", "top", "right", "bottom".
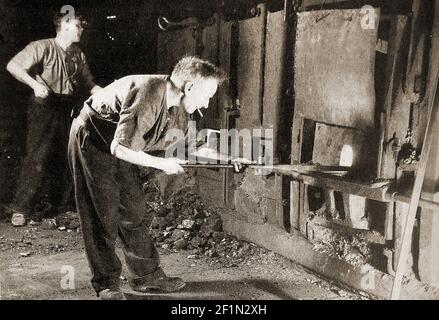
{"left": 11, "top": 213, "right": 26, "bottom": 227}
{"left": 41, "top": 218, "right": 57, "bottom": 230}
{"left": 307, "top": 217, "right": 372, "bottom": 268}
{"left": 177, "top": 219, "right": 196, "bottom": 230}
{"left": 173, "top": 238, "right": 188, "bottom": 250}
{"left": 45, "top": 245, "right": 65, "bottom": 253}
{"left": 143, "top": 181, "right": 269, "bottom": 268}
{"left": 55, "top": 211, "right": 80, "bottom": 230}
{"left": 19, "top": 251, "right": 32, "bottom": 257}
{"left": 0, "top": 212, "right": 84, "bottom": 256}
{"left": 151, "top": 216, "right": 169, "bottom": 230}
{"left": 29, "top": 220, "right": 39, "bottom": 226}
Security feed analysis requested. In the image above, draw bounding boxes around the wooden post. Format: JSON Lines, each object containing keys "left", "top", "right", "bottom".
{"left": 391, "top": 72, "right": 439, "bottom": 300}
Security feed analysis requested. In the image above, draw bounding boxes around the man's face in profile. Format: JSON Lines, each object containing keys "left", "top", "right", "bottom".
{"left": 61, "top": 18, "right": 84, "bottom": 43}
{"left": 182, "top": 78, "right": 218, "bottom": 114}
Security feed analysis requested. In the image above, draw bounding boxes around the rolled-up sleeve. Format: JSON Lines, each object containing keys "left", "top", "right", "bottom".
{"left": 113, "top": 85, "right": 156, "bottom": 152}
{"left": 10, "top": 41, "right": 45, "bottom": 71}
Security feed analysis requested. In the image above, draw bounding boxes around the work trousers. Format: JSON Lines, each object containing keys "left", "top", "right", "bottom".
{"left": 11, "top": 95, "right": 75, "bottom": 216}
{"left": 68, "top": 115, "right": 159, "bottom": 293}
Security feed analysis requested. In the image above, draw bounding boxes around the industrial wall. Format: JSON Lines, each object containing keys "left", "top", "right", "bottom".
{"left": 1, "top": 0, "right": 438, "bottom": 300}
{"left": 155, "top": 0, "right": 439, "bottom": 299}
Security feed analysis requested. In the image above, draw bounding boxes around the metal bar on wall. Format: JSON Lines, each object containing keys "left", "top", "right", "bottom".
{"left": 258, "top": 3, "right": 267, "bottom": 126}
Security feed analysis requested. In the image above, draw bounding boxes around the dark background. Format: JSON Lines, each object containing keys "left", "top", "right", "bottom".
{"left": 0, "top": 0, "right": 163, "bottom": 203}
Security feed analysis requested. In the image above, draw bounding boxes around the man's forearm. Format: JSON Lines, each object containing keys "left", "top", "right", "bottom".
{"left": 110, "top": 140, "right": 162, "bottom": 169}
{"left": 6, "top": 60, "right": 40, "bottom": 91}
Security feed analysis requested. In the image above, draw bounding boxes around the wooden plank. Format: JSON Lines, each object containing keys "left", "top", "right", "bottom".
{"left": 291, "top": 114, "right": 304, "bottom": 163}
{"left": 379, "top": 15, "right": 410, "bottom": 179}
{"left": 275, "top": 173, "right": 285, "bottom": 229}
{"left": 263, "top": 10, "right": 284, "bottom": 130}
{"left": 236, "top": 15, "right": 264, "bottom": 130}
{"left": 187, "top": 15, "right": 224, "bottom": 207}
{"left": 407, "top": 0, "right": 436, "bottom": 148}
{"left": 290, "top": 180, "right": 301, "bottom": 231}
{"left": 419, "top": 12, "right": 439, "bottom": 281}
{"left": 391, "top": 55, "right": 439, "bottom": 301}
{"left": 384, "top": 202, "right": 395, "bottom": 241}
{"left": 272, "top": 170, "right": 391, "bottom": 202}
{"left": 290, "top": 112, "right": 304, "bottom": 233}
{"left": 299, "top": 183, "right": 307, "bottom": 236}
{"left": 219, "top": 19, "right": 234, "bottom": 208}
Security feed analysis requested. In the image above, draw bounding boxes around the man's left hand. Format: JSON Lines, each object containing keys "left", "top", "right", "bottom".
{"left": 231, "top": 158, "right": 254, "bottom": 173}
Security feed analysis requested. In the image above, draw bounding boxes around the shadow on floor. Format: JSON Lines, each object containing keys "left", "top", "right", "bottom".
{"left": 123, "top": 278, "right": 297, "bottom": 300}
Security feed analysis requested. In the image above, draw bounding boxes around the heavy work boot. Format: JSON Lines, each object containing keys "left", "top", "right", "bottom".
{"left": 98, "top": 288, "right": 126, "bottom": 300}
{"left": 130, "top": 267, "right": 186, "bottom": 293}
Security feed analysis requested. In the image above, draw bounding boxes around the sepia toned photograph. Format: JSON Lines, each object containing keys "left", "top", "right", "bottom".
{"left": 0, "top": 0, "right": 438, "bottom": 306}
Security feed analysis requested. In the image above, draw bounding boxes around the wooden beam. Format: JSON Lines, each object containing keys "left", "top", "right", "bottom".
{"left": 391, "top": 36, "right": 439, "bottom": 301}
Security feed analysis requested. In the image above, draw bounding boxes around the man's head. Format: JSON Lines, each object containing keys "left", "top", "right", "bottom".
{"left": 53, "top": 12, "right": 86, "bottom": 43}
{"left": 170, "top": 56, "right": 227, "bottom": 114}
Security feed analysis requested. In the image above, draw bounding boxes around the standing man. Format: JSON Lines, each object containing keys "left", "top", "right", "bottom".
{"left": 6, "top": 11, "right": 101, "bottom": 226}
{"left": 68, "top": 56, "right": 226, "bottom": 299}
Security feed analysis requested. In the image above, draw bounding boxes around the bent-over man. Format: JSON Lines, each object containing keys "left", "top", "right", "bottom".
{"left": 68, "top": 56, "right": 226, "bottom": 299}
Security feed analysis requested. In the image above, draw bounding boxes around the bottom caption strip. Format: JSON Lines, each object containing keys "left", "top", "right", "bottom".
{"left": 170, "top": 303, "right": 268, "bottom": 317}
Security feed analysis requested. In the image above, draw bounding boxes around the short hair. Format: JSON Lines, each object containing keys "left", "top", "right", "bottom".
{"left": 53, "top": 11, "right": 87, "bottom": 32}
{"left": 171, "top": 56, "right": 227, "bottom": 86}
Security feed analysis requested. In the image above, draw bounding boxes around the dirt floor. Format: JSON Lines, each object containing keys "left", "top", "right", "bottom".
{"left": 0, "top": 216, "right": 367, "bottom": 300}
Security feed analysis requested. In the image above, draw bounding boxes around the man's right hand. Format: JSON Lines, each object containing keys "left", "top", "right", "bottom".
{"left": 159, "top": 158, "right": 187, "bottom": 175}
{"left": 33, "top": 82, "right": 50, "bottom": 99}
